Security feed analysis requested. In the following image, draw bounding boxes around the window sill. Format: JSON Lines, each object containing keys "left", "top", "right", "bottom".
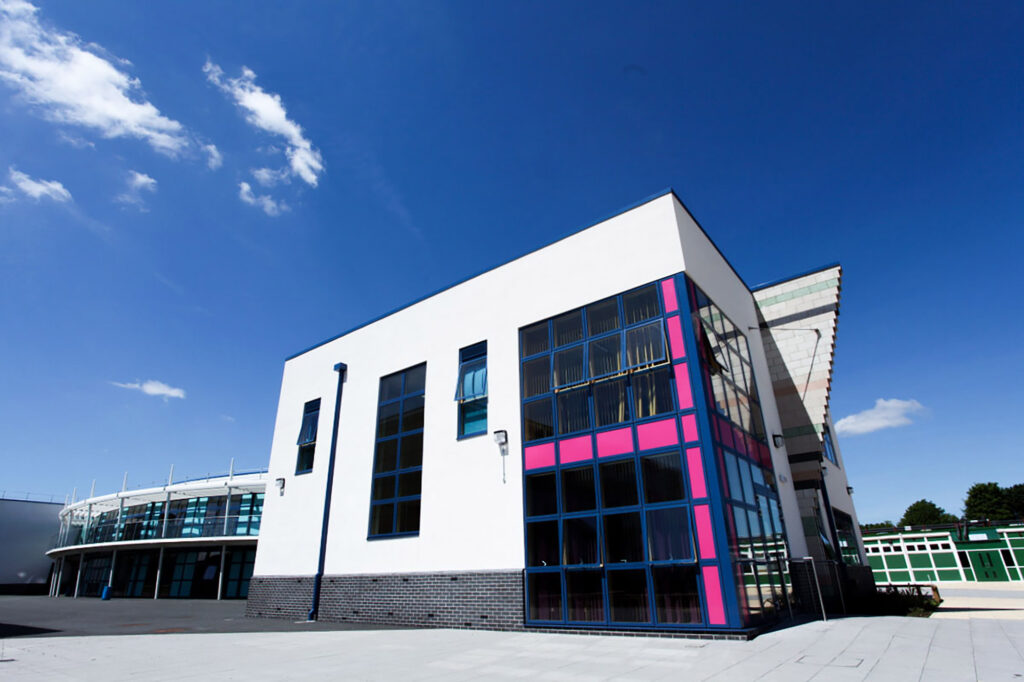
{"left": 294, "top": 468, "right": 313, "bottom": 476}
{"left": 367, "top": 532, "right": 419, "bottom": 541}
{"left": 457, "top": 430, "right": 488, "bottom": 441}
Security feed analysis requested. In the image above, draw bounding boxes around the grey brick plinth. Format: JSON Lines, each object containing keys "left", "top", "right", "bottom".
{"left": 246, "top": 575, "right": 315, "bottom": 620}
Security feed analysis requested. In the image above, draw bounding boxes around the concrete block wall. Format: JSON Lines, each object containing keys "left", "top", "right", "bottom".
{"left": 246, "top": 575, "right": 315, "bottom": 620}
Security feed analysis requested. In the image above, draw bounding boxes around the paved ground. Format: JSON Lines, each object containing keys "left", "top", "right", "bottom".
{"left": 1, "top": 589, "right": 1023, "bottom": 680}
{"left": 933, "top": 583, "right": 1024, "bottom": 621}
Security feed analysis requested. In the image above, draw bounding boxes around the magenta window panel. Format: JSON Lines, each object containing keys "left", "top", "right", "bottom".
{"left": 673, "top": 363, "right": 693, "bottom": 410}
{"left": 733, "top": 426, "right": 746, "bottom": 456}
{"left": 636, "top": 418, "right": 679, "bottom": 451}
{"left": 686, "top": 447, "right": 707, "bottom": 499}
{"left": 718, "top": 421, "right": 733, "bottom": 450}
{"left": 559, "top": 435, "right": 593, "bottom": 464}
{"left": 596, "top": 427, "right": 634, "bottom": 458}
{"left": 702, "top": 565, "right": 727, "bottom": 625}
{"left": 524, "top": 443, "right": 556, "bottom": 470}
{"left": 760, "top": 442, "right": 771, "bottom": 467}
{"left": 660, "top": 278, "right": 678, "bottom": 313}
{"left": 694, "top": 504, "right": 716, "bottom": 560}
{"left": 666, "top": 316, "right": 686, "bottom": 360}
{"left": 680, "top": 413, "right": 699, "bottom": 443}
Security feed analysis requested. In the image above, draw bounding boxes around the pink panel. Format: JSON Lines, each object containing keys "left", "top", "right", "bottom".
{"left": 680, "top": 413, "right": 699, "bottom": 443}
{"left": 637, "top": 418, "right": 678, "bottom": 450}
{"left": 718, "top": 421, "right": 733, "bottom": 450}
{"left": 673, "top": 363, "right": 693, "bottom": 410}
{"left": 666, "top": 316, "right": 686, "bottom": 360}
{"left": 733, "top": 426, "right": 745, "bottom": 455}
{"left": 686, "top": 447, "right": 707, "bottom": 498}
{"left": 702, "top": 565, "right": 727, "bottom": 625}
{"left": 660, "top": 278, "right": 678, "bottom": 313}
{"left": 760, "top": 443, "right": 771, "bottom": 466}
{"left": 596, "top": 427, "right": 634, "bottom": 458}
{"left": 559, "top": 435, "right": 593, "bottom": 464}
{"left": 694, "top": 504, "right": 716, "bottom": 560}
{"left": 524, "top": 443, "right": 555, "bottom": 470}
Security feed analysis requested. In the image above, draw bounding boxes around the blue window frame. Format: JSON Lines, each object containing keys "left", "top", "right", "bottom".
{"left": 822, "top": 426, "right": 838, "bottom": 465}
{"left": 295, "top": 398, "right": 321, "bottom": 474}
{"left": 456, "top": 341, "right": 487, "bottom": 439}
{"left": 368, "top": 363, "right": 425, "bottom": 538}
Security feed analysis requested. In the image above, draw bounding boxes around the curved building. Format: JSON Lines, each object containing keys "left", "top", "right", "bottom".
{"left": 48, "top": 471, "right": 266, "bottom": 600}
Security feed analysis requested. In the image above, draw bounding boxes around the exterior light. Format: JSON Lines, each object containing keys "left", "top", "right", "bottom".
{"left": 772, "top": 434, "right": 784, "bottom": 448}
{"left": 493, "top": 430, "right": 509, "bottom": 484}
{"left": 493, "top": 430, "right": 508, "bottom": 446}
{"left": 275, "top": 477, "right": 286, "bottom": 496}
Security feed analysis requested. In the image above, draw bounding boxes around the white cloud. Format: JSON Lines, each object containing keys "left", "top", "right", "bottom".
{"left": 56, "top": 130, "right": 94, "bottom": 148}
{"left": 251, "top": 166, "right": 290, "bottom": 187}
{"left": 834, "top": 398, "right": 925, "bottom": 436}
{"left": 0, "top": 185, "right": 14, "bottom": 203}
{"left": 238, "top": 181, "right": 287, "bottom": 216}
{"left": 111, "top": 379, "right": 185, "bottom": 400}
{"left": 0, "top": 1, "right": 190, "bottom": 155}
{"left": 8, "top": 166, "right": 71, "bottom": 201}
{"left": 115, "top": 169, "right": 156, "bottom": 209}
{"left": 204, "top": 60, "right": 323, "bottom": 186}
{"left": 203, "top": 143, "right": 222, "bottom": 169}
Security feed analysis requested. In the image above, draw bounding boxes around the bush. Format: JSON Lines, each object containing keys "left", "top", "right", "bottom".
{"left": 856, "top": 585, "right": 941, "bottom": 617}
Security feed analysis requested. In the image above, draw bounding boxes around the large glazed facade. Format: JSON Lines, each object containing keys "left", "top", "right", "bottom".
{"left": 251, "top": 190, "right": 864, "bottom": 633}
{"left": 48, "top": 472, "right": 265, "bottom": 600}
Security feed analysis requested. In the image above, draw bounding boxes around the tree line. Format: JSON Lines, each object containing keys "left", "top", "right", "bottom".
{"left": 862, "top": 481, "right": 1024, "bottom": 530}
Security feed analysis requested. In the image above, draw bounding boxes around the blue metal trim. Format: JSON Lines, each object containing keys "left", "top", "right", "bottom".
{"left": 308, "top": 361, "right": 347, "bottom": 621}
{"left": 749, "top": 261, "right": 842, "bottom": 292}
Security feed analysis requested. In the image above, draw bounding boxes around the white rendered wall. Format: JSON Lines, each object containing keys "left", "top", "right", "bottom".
{"left": 670, "top": 201, "right": 809, "bottom": 558}
{"left": 255, "top": 194, "right": 689, "bottom": 578}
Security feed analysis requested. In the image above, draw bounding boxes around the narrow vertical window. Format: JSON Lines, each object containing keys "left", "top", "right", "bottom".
{"left": 369, "top": 364, "right": 425, "bottom": 537}
{"left": 455, "top": 341, "right": 487, "bottom": 438}
{"left": 295, "top": 398, "right": 321, "bottom": 474}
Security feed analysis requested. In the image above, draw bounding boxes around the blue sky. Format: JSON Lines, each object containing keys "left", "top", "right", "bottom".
{"left": 1, "top": 1, "right": 1021, "bottom": 522}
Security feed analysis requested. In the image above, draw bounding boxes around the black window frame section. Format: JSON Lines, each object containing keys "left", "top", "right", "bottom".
{"left": 368, "top": 363, "right": 426, "bottom": 539}
{"left": 295, "top": 398, "right": 321, "bottom": 475}
{"left": 456, "top": 341, "right": 488, "bottom": 439}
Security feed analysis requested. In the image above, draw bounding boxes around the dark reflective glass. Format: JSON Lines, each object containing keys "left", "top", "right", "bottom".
{"left": 651, "top": 565, "right": 700, "bottom": 623}
{"left": 521, "top": 323, "right": 549, "bottom": 357}
{"left": 522, "top": 356, "right": 550, "bottom": 398}
{"left": 380, "top": 374, "right": 403, "bottom": 402}
{"left": 524, "top": 399, "right": 554, "bottom": 441}
{"left": 525, "top": 473, "right": 558, "bottom": 516}
{"left": 626, "top": 322, "right": 666, "bottom": 367}
{"left": 587, "top": 298, "right": 620, "bottom": 335}
{"left": 395, "top": 500, "right": 420, "bottom": 533}
{"left": 398, "top": 471, "right": 421, "bottom": 497}
{"left": 369, "top": 504, "right": 393, "bottom": 535}
{"left": 399, "top": 433, "right": 423, "bottom": 468}
{"left": 588, "top": 336, "right": 622, "bottom": 377}
{"left": 553, "top": 346, "right": 585, "bottom": 387}
{"left": 563, "top": 516, "right": 599, "bottom": 565}
{"left": 561, "top": 466, "right": 596, "bottom": 513}
{"left": 528, "top": 572, "right": 562, "bottom": 621}
{"left": 566, "top": 570, "right": 604, "bottom": 622}
{"left": 599, "top": 459, "right": 638, "bottom": 508}
{"left": 607, "top": 569, "right": 649, "bottom": 622}
{"left": 373, "top": 439, "right": 397, "bottom": 473}
{"left": 641, "top": 453, "right": 685, "bottom": 503}
{"left": 632, "top": 366, "right": 674, "bottom": 419}
{"left": 404, "top": 364, "right": 426, "bottom": 394}
{"left": 553, "top": 310, "right": 583, "bottom": 347}
{"left": 556, "top": 388, "right": 590, "bottom": 434}
{"left": 401, "top": 394, "right": 424, "bottom": 431}
{"left": 593, "top": 378, "right": 628, "bottom": 426}
{"left": 622, "top": 285, "right": 660, "bottom": 325}
{"left": 372, "top": 475, "right": 395, "bottom": 501}
{"left": 646, "top": 507, "right": 692, "bottom": 561}
{"left": 603, "top": 512, "right": 643, "bottom": 563}
{"left": 527, "top": 521, "right": 559, "bottom": 567}
{"left": 377, "top": 401, "right": 401, "bottom": 437}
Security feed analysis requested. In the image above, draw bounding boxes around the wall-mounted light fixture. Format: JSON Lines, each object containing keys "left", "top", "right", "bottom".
{"left": 772, "top": 434, "right": 784, "bottom": 448}
{"left": 275, "top": 477, "right": 286, "bottom": 496}
{"left": 493, "top": 430, "right": 509, "bottom": 483}
{"left": 847, "top": 486, "right": 854, "bottom": 495}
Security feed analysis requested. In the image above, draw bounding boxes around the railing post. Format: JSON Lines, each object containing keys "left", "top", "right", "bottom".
{"left": 832, "top": 560, "right": 846, "bottom": 615}
{"left": 806, "top": 557, "right": 827, "bottom": 622}
{"left": 153, "top": 546, "right": 164, "bottom": 600}
{"left": 161, "top": 491, "right": 171, "bottom": 538}
{"left": 223, "top": 488, "right": 232, "bottom": 536}
{"left": 73, "top": 551, "right": 84, "bottom": 598}
{"left": 107, "top": 550, "right": 117, "bottom": 592}
{"left": 217, "top": 544, "right": 227, "bottom": 600}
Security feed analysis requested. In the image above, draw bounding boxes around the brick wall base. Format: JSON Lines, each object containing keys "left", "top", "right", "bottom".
{"left": 246, "top": 575, "right": 315, "bottom": 620}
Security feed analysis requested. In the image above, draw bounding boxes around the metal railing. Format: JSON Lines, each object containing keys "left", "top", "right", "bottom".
{"left": 54, "top": 514, "right": 261, "bottom": 549}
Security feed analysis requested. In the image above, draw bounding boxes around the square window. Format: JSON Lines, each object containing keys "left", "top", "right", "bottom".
{"left": 527, "top": 572, "right": 562, "bottom": 621}
{"left": 524, "top": 398, "right": 554, "bottom": 441}
{"left": 556, "top": 388, "right": 590, "bottom": 434}
{"left": 589, "top": 336, "right": 622, "bottom": 378}
{"left": 599, "top": 459, "right": 638, "bottom": 508}
{"left": 566, "top": 570, "right": 604, "bottom": 622}
{"left": 641, "top": 452, "right": 685, "bottom": 503}
{"left": 527, "top": 521, "right": 559, "bottom": 567}
{"left": 525, "top": 473, "right": 558, "bottom": 517}
{"left": 563, "top": 516, "right": 599, "bottom": 565}
{"left": 402, "top": 395, "right": 424, "bottom": 431}
{"left": 607, "top": 569, "right": 649, "bottom": 622}
{"left": 622, "top": 285, "right": 660, "bottom": 325}
{"left": 296, "top": 443, "right": 315, "bottom": 474}
{"left": 647, "top": 507, "right": 692, "bottom": 561}
{"left": 553, "top": 346, "right": 585, "bottom": 387}
{"left": 593, "top": 378, "right": 628, "bottom": 427}
{"left": 373, "top": 440, "right": 398, "bottom": 473}
{"left": 561, "top": 466, "right": 597, "bottom": 513}
{"left": 372, "top": 476, "right": 395, "bottom": 501}
{"left": 625, "top": 322, "right": 666, "bottom": 368}
{"left": 604, "top": 512, "right": 643, "bottom": 564}
{"left": 521, "top": 322, "right": 550, "bottom": 357}
{"left": 587, "top": 298, "right": 620, "bottom": 336}
{"left": 651, "top": 565, "right": 700, "bottom": 623}
{"left": 522, "top": 357, "right": 550, "bottom": 398}
{"left": 632, "top": 366, "right": 674, "bottom": 418}
{"left": 395, "top": 500, "right": 420, "bottom": 533}
{"left": 553, "top": 310, "right": 583, "bottom": 347}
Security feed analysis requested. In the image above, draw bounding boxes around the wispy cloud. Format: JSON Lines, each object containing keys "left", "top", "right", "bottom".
{"left": 238, "top": 181, "right": 287, "bottom": 216}
{"left": 251, "top": 166, "right": 290, "bottom": 187}
{"left": 204, "top": 60, "right": 324, "bottom": 187}
{"left": 835, "top": 398, "right": 925, "bottom": 436}
{"left": 8, "top": 166, "right": 71, "bottom": 201}
{"left": 0, "top": 1, "right": 190, "bottom": 155}
{"left": 0, "top": 185, "right": 14, "bottom": 204}
{"left": 203, "top": 143, "right": 222, "bottom": 170}
{"left": 111, "top": 379, "right": 185, "bottom": 400}
{"left": 56, "top": 130, "right": 94, "bottom": 149}
{"left": 115, "top": 170, "right": 157, "bottom": 209}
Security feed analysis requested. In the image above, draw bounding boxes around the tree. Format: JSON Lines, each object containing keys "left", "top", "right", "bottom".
{"left": 964, "top": 482, "right": 1011, "bottom": 521}
{"left": 898, "top": 499, "right": 957, "bottom": 527}
{"left": 1006, "top": 484, "right": 1024, "bottom": 521}
{"left": 860, "top": 520, "right": 895, "bottom": 532}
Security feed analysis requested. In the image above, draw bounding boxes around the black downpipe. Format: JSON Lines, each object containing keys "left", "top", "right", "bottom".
{"left": 308, "top": 362, "right": 347, "bottom": 621}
